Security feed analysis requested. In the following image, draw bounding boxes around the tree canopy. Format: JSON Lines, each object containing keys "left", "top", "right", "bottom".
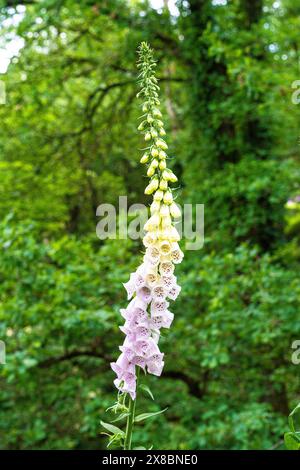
{"left": 0, "top": 0, "right": 300, "bottom": 450}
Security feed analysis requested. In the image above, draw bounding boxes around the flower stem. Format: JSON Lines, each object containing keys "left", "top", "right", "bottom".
{"left": 124, "top": 368, "right": 140, "bottom": 450}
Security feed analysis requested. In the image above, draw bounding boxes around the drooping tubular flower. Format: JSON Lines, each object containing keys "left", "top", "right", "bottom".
{"left": 111, "top": 42, "right": 183, "bottom": 399}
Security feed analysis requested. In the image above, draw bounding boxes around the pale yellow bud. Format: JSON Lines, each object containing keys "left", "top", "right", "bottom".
{"left": 159, "top": 128, "right": 166, "bottom": 137}
{"left": 144, "top": 213, "right": 160, "bottom": 231}
{"left": 156, "top": 120, "right": 164, "bottom": 128}
{"left": 140, "top": 153, "right": 149, "bottom": 164}
{"left": 151, "top": 128, "right": 158, "bottom": 138}
{"left": 162, "top": 169, "right": 170, "bottom": 180}
{"left": 151, "top": 147, "right": 159, "bottom": 158}
{"left": 138, "top": 121, "right": 146, "bottom": 131}
{"left": 161, "top": 215, "right": 172, "bottom": 229}
{"left": 145, "top": 183, "right": 155, "bottom": 195}
{"left": 153, "top": 190, "right": 164, "bottom": 201}
{"left": 168, "top": 171, "right": 178, "bottom": 183}
{"left": 170, "top": 202, "right": 181, "bottom": 219}
{"left": 162, "top": 169, "right": 177, "bottom": 183}
{"left": 158, "top": 150, "right": 167, "bottom": 159}
{"left": 162, "top": 225, "right": 180, "bottom": 242}
{"left": 160, "top": 204, "right": 170, "bottom": 218}
{"left": 150, "top": 200, "right": 161, "bottom": 214}
{"left": 153, "top": 108, "right": 162, "bottom": 118}
{"left": 169, "top": 226, "right": 180, "bottom": 241}
{"left": 151, "top": 159, "right": 159, "bottom": 169}
{"left": 156, "top": 139, "right": 168, "bottom": 150}
{"left": 147, "top": 114, "right": 154, "bottom": 124}
{"left": 163, "top": 191, "right": 173, "bottom": 205}
{"left": 147, "top": 166, "right": 155, "bottom": 177}
{"left": 159, "top": 179, "right": 168, "bottom": 191}
{"left": 142, "top": 102, "right": 149, "bottom": 112}
{"left": 145, "top": 132, "right": 151, "bottom": 141}
{"left": 159, "top": 160, "right": 166, "bottom": 170}
{"left": 144, "top": 176, "right": 159, "bottom": 194}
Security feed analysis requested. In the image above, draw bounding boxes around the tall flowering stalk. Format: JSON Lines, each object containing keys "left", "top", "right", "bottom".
{"left": 102, "top": 42, "right": 183, "bottom": 450}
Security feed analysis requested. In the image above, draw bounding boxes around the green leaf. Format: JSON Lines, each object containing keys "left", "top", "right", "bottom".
{"left": 111, "top": 413, "right": 130, "bottom": 423}
{"left": 284, "top": 432, "right": 300, "bottom": 450}
{"left": 289, "top": 404, "right": 300, "bottom": 433}
{"left": 134, "top": 408, "right": 168, "bottom": 423}
{"left": 100, "top": 421, "right": 125, "bottom": 436}
{"left": 139, "top": 384, "right": 154, "bottom": 400}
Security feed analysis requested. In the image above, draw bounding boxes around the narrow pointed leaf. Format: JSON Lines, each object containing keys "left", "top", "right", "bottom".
{"left": 134, "top": 408, "right": 168, "bottom": 423}
{"left": 100, "top": 421, "right": 125, "bottom": 436}
{"left": 139, "top": 384, "right": 154, "bottom": 400}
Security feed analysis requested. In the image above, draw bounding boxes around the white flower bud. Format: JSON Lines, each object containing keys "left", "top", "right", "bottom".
{"left": 163, "top": 191, "right": 173, "bottom": 205}
{"left": 164, "top": 226, "right": 180, "bottom": 242}
{"left": 150, "top": 200, "right": 160, "bottom": 214}
{"left": 161, "top": 215, "right": 172, "bottom": 229}
{"left": 160, "top": 204, "right": 170, "bottom": 217}
{"left": 144, "top": 213, "right": 160, "bottom": 231}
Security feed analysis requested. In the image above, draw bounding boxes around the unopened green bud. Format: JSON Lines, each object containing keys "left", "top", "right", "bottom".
{"left": 147, "top": 114, "right": 154, "bottom": 124}
{"left": 138, "top": 120, "right": 146, "bottom": 131}
{"left": 153, "top": 108, "right": 162, "bottom": 118}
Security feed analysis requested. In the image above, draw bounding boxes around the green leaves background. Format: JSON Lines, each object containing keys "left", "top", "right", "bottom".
{"left": 0, "top": 0, "right": 300, "bottom": 450}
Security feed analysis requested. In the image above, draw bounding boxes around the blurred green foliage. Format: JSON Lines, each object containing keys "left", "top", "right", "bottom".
{"left": 0, "top": 0, "right": 300, "bottom": 450}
